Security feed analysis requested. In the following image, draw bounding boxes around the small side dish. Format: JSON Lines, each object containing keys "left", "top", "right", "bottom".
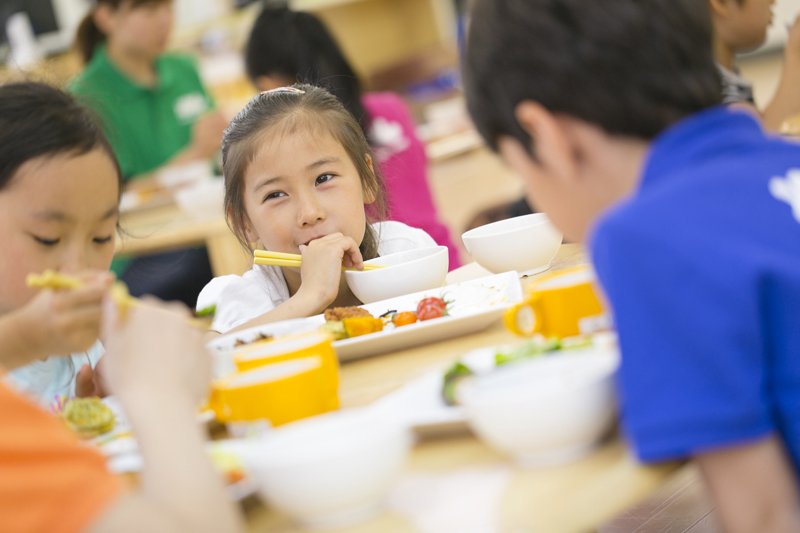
{"left": 62, "top": 397, "right": 116, "bottom": 438}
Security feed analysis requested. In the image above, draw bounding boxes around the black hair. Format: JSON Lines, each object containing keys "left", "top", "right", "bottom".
{"left": 222, "top": 83, "right": 386, "bottom": 260}
{"left": 0, "top": 82, "right": 122, "bottom": 193}
{"left": 244, "top": 4, "right": 369, "bottom": 133}
{"left": 464, "top": 0, "right": 722, "bottom": 155}
{"left": 74, "top": 0, "right": 170, "bottom": 64}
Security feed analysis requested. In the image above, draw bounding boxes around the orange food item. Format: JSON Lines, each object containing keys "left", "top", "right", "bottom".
{"left": 342, "top": 316, "right": 383, "bottom": 338}
{"left": 393, "top": 311, "right": 418, "bottom": 327}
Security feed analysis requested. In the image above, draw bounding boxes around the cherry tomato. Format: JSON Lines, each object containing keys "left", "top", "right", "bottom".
{"left": 392, "top": 311, "right": 418, "bottom": 327}
{"left": 416, "top": 297, "right": 447, "bottom": 321}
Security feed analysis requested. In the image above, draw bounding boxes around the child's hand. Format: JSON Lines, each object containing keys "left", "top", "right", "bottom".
{"left": 75, "top": 358, "right": 109, "bottom": 398}
{"left": 18, "top": 271, "right": 113, "bottom": 359}
{"left": 296, "top": 232, "right": 363, "bottom": 310}
{"left": 101, "top": 297, "right": 211, "bottom": 406}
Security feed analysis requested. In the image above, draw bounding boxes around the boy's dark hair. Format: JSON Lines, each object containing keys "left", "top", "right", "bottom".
{"left": 0, "top": 82, "right": 122, "bottom": 193}
{"left": 222, "top": 83, "right": 386, "bottom": 259}
{"left": 464, "top": 0, "right": 722, "bottom": 155}
{"left": 244, "top": 5, "right": 369, "bottom": 133}
{"left": 75, "top": 0, "right": 171, "bottom": 64}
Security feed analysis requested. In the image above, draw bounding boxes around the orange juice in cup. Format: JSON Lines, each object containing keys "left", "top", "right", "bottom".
{"left": 505, "top": 265, "right": 607, "bottom": 338}
{"left": 208, "top": 356, "right": 339, "bottom": 425}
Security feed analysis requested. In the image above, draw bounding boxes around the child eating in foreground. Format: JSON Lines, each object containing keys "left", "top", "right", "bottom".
{"left": 465, "top": 0, "right": 800, "bottom": 530}
{"left": 197, "top": 85, "right": 437, "bottom": 334}
{"left": 0, "top": 82, "right": 122, "bottom": 404}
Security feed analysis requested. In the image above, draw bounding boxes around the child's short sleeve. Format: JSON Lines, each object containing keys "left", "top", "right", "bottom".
{"left": 0, "top": 381, "right": 122, "bottom": 533}
{"left": 591, "top": 216, "right": 773, "bottom": 463}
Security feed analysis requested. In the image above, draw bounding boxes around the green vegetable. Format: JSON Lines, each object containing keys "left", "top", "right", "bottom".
{"left": 494, "top": 337, "right": 562, "bottom": 366}
{"left": 195, "top": 304, "right": 216, "bottom": 317}
{"left": 320, "top": 320, "right": 347, "bottom": 340}
{"left": 441, "top": 361, "right": 474, "bottom": 406}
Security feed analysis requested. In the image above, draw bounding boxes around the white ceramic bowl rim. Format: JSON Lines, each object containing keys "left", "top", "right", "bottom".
{"left": 246, "top": 409, "right": 409, "bottom": 469}
{"left": 347, "top": 245, "right": 448, "bottom": 276}
{"left": 459, "top": 350, "right": 618, "bottom": 407}
{"left": 461, "top": 213, "right": 555, "bottom": 240}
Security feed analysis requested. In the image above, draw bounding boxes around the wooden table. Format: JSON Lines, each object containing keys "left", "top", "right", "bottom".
{"left": 118, "top": 203, "right": 251, "bottom": 277}
{"left": 243, "top": 245, "right": 681, "bottom": 532}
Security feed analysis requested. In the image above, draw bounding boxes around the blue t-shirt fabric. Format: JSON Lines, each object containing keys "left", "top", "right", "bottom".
{"left": 590, "top": 106, "right": 800, "bottom": 472}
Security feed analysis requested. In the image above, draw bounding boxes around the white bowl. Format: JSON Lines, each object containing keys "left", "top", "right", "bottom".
{"left": 345, "top": 246, "right": 448, "bottom": 304}
{"left": 241, "top": 409, "right": 411, "bottom": 529}
{"left": 174, "top": 177, "right": 225, "bottom": 220}
{"left": 459, "top": 347, "right": 618, "bottom": 467}
{"left": 461, "top": 213, "right": 562, "bottom": 275}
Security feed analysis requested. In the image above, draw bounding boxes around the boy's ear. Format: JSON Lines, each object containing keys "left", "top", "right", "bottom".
{"left": 362, "top": 154, "right": 377, "bottom": 204}
{"left": 514, "top": 100, "right": 578, "bottom": 184}
{"left": 93, "top": 4, "right": 115, "bottom": 34}
{"left": 707, "top": 0, "right": 731, "bottom": 18}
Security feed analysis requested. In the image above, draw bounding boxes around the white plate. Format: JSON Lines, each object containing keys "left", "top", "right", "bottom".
{"left": 209, "top": 271, "right": 523, "bottom": 364}
{"left": 93, "top": 397, "right": 259, "bottom": 500}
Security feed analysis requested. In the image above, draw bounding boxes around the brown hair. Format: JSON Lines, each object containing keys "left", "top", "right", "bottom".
{"left": 74, "top": 0, "right": 170, "bottom": 64}
{"left": 222, "top": 83, "right": 387, "bottom": 260}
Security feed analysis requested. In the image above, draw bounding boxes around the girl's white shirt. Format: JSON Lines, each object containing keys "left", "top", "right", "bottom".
{"left": 6, "top": 340, "right": 104, "bottom": 407}
{"left": 198, "top": 221, "right": 437, "bottom": 333}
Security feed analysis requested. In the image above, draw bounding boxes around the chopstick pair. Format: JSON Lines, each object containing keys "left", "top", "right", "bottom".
{"left": 253, "top": 249, "right": 384, "bottom": 271}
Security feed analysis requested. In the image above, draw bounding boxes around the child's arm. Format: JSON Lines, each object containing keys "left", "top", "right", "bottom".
{"left": 762, "top": 17, "right": 800, "bottom": 132}
{"left": 695, "top": 436, "right": 800, "bottom": 532}
{"left": 86, "top": 298, "right": 243, "bottom": 533}
{"left": 223, "top": 233, "right": 364, "bottom": 334}
{"left": 0, "top": 272, "right": 112, "bottom": 371}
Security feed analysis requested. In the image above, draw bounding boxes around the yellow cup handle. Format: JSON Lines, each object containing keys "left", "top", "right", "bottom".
{"left": 504, "top": 294, "right": 543, "bottom": 337}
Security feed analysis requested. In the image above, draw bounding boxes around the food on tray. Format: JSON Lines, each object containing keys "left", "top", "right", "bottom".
{"left": 392, "top": 311, "right": 418, "bottom": 326}
{"left": 324, "top": 306, "right": 372, "bottom": 321}
{"left": 62, "top": 397, "right": 116, "bottom": 438}
{"left": 322, "top": 306, "right": 382, "bottom": 340}
{"left": 321, "top": 296, "right": 452, "bottom": 342}
{"left": 343, "top": 316, "right": 383, "bottom": 337}
{"left": 441, "top": 336, "right": 594, "bottom": 406}
{"left": 416, "top": 297, "right": 448, "bottom": 321}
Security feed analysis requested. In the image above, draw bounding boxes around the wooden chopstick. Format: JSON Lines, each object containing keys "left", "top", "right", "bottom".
{"left": 253, "top": 250, "right": 384, "bottom": 271}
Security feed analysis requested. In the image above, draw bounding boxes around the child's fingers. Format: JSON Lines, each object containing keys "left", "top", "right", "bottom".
{"left": 51, "top": 283, "right": 109, "bottom": 312}
{"left": 339, "top": 237, "right": 364, "bottom": 269}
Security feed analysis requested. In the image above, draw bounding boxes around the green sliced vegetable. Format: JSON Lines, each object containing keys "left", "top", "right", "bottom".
{"left": 195, "top": 304, "right": 217, "bottom": 317}
{"left": 442, "top": 361, "right": 474, "bottom": 406}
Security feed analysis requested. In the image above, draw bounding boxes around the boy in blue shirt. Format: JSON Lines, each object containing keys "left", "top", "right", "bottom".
{"left": 463, "top": 0, "right": 800, "bottom": 530}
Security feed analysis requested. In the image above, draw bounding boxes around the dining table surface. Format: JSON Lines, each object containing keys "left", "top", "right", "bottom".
{"left": 239, "top": 244, "right": 682, "bottom": 533}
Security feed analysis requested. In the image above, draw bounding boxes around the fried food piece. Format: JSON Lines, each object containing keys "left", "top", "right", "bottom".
{"left": 26, "top": 270, "right": 134, "bottom": 319}
{"left": 62, "top": 397, "right": 116, "bottom": 438}
{"left": 324, "top": 306, "right": 372, "bottom": 321}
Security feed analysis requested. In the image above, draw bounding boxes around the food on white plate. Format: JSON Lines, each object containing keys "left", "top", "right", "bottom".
{"left": 62, "top": 397, "right": 116, "bottom": 438}
{"left": 441, "top": 336, "right": 594, "bottom": 406}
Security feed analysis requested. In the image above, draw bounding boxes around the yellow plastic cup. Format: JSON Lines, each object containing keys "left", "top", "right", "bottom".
{"left": 208, "top": 356, "right": 339, "bottom": 425}
{"left": 233, "top": 332, "right": 339, "bottom": 403}
{"left": 504, "top": 265, "right": 605, "bottom": 338}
